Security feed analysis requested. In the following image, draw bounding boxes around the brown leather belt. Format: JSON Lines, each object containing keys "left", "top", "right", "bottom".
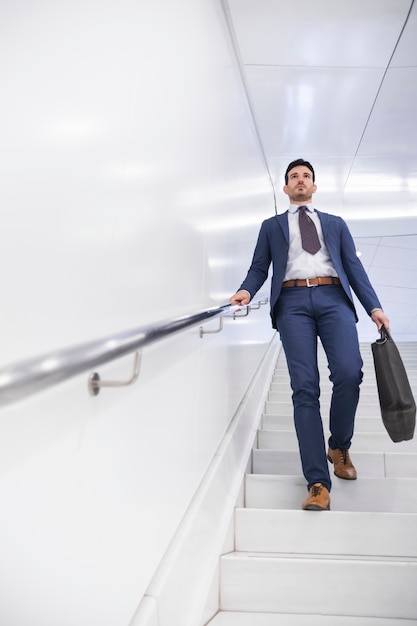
{"left": 282, "top": 276, "right": 341, "bottom": 288}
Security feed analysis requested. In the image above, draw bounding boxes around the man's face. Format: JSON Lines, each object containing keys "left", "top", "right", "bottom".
{"left": 283, "top": 165, "right": 317, "bottom": 203}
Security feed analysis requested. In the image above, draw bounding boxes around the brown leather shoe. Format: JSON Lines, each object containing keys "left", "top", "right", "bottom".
{"left": 327, "top": 448, "right": 357, "bottom": 480}
{"left": 301, "top": 483, "right": 330, "bottom": 511}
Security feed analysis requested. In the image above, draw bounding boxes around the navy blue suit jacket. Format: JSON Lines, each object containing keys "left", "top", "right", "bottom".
{"left": 239, "top": 210, "right": 382, "bottom": 329}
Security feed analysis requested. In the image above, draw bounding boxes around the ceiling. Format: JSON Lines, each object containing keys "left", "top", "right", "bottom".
{"left": 224, "top": 0, "right": 417, "bottom": 341}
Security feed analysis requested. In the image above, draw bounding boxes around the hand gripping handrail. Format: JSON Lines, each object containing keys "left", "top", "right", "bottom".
{"left": 0, "top": 297, "right": 268, "bottom": 407}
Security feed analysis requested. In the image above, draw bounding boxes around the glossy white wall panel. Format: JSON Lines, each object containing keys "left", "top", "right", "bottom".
{"left": 351, "top": 242, "right": 379, "bottom": 268}
{"left": 244, "top": 66, "right": 385, "bottom": 157}
{"left": 0, "top": 1, "right": 275, "bottom": 624}
{"left": 342, "top": 231, "right": 417, "bottom": 341}
{"left": 376, "top": 234, "right": 417, "bottom": 250}
{"left": 371, "top": 244, "right": 417, "bottom": 271}
{"left": 227, "top": 0, "right": 409, "bottom": 67}
{"left": 390, "top": 3, "right": 417, "bottom": 67}
{"left": 358, "top": 68, "right": 417, "bottom": 157}
{"left": 0, "top": 0, "right": 273, "bottom": 360}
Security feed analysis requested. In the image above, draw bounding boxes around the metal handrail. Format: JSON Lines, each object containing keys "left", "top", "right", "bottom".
{"left": 0, "top": 298, "right": 267, "bottom": 408}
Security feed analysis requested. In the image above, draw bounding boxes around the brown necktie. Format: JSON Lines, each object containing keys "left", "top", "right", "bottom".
{"left": 298, "top": 206, "right": 321, "bottom": 255}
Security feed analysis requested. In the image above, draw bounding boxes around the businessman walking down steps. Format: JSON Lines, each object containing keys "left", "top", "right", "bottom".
{"left": 230, "top": 159, "right": 390, "bottom": 511}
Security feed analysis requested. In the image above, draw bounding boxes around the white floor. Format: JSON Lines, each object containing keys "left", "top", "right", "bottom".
{"left": 207, "top": 342, "right": 417, "bottom": 625}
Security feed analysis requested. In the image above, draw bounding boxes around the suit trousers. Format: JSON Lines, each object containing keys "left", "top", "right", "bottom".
{"left": 274, "top": 284, "right": 363, "bottom": 492}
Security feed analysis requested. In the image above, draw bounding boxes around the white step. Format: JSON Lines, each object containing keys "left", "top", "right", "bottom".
{"left": 268, "top": 389, "right": 380, "bottom": 402}
{"left": 219, "top": 552, "right": 417, "bottom": 619}
{"left": 257, "top": 429, "right": 417, "bottom": 452}
{"left": 252, "top": 449, "right": 417, "bottom": 478}
{"left": 208, "top": 612, "right": 417, "bottom": 625}
{"left": 262, "top": 413, "right": 387, "bottom": 433}
{"left": 234, "top": 508, "right": 417, "bottom": 557}
{"left": 264, "top": 401, "right": 384, "bottom": 419}
{"left": 273, "top": 371, "right": 380, "bottom": 379}
{"left": 270, "top": 378, "right": 417, "bottom": 395}
{"left": 271, "top": 369, "right": 417, "bottom": 381}
{"left": 273, "top": 361, "right": 417, "bottom": 370}
{"left": 253, "top": 449, "right": 304, "bottom": 476}
{"left": 245, "top": 474, "right": 417, "bottom": 513}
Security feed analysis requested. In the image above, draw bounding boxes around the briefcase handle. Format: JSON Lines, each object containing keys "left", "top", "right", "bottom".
{"left": 378, "top": 324, "right": 392, "bottom": 342}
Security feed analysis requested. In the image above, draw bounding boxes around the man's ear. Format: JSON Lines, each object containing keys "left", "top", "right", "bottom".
{"left": 283, "top": 185, "right": 289, "bottom": 196}
{"left": 312, "top": 184, "right": 317, "bottom": 194}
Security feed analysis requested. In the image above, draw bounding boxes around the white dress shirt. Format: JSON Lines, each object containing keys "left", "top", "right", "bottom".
{"left": 283, "top": 204, "right": 338, "bottom": 281}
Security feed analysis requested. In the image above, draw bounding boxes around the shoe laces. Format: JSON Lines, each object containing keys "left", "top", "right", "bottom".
{"left": 339, "top": 449, "right": 349, "bottom": 465}
{"left": 311, "top": 484, "right": 323, "bottom": 497}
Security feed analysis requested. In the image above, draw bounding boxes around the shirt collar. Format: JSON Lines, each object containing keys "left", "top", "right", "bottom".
{"left": 288, "top": 203, "right": 315, "bottom": 214}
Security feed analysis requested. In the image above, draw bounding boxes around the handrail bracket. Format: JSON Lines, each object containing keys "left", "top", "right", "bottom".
{"left": 88, "top": 351, "right": 142, "bottom": 397}
{"left": 199, "top": 317, "right": 223, "bottom": 338}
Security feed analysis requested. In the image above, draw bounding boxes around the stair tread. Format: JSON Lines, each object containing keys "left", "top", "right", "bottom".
{"left": 208, "top": 612, "right": 417, "bottom": 625}
{"left": 220, "top": 552, "right": 417, "bottom": 618}
{"left": 222, "top": 551, "right": 417, "bottom": 564}
{"left": 245, "top": 474, "right": 417, "bottom": 513}
{"left": 252, "top": 449, "right": 417, "bottom": 478}
{"left": 262, "top": 415, "right": 387, "bottom": 432}
{"left": 234, "top": 508, "right": 417, "bottom": 557}
{"left": 257, "top": 429, "right": 417, "bottom": 452}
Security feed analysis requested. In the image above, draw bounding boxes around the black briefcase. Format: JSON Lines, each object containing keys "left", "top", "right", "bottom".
{"left": 371, "top": 325, "right": 416, "bottom": 442}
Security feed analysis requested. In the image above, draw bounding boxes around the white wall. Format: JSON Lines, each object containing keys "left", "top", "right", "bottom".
{"left": 0, "top": 1, "right": 275, "bottom": 625}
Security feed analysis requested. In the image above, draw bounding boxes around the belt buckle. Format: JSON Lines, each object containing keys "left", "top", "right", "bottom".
{"left": 306, "top": 278, "right": 314, "bottom": 287}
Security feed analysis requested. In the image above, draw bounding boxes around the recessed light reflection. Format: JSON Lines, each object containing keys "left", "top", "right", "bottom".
{"left": 105, "top": 340, "right": 119, "bottom": 350}
{"left": 183, "top": 177, "right": 273, "bottom": 208}
{"left": 209, "top": 292, "right": 234, "bottom": 301}
{"left": 196, "top": 215, "right": 268, "bottom": 232}
{"left": 344, "top": 205, "right": 417, "bottom": 219}
{"left": 0, "top": 374, "right": 12, "bottom": 386}
{"left": 208, "top": 258, "right": 232, "bottom": 268}
{"left": 43, "top": 116, "right": 103, "bottom": 145}
{"left": 345, "top": 174, "right": 417, "bottom": 193}
{"left": 235, "top": 340, "right": 270, "bottom": 346}
{"left": 40, "top": 357, "right": 60, "bottom": 372}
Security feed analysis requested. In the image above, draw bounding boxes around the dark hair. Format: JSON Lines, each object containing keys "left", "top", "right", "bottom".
{"left": 285, "top": 159, "right": 315, "bottom": 184}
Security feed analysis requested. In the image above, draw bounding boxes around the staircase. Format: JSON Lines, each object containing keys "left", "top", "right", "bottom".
{"left": 207, "top": 341, "right": 417, "bottom": 625}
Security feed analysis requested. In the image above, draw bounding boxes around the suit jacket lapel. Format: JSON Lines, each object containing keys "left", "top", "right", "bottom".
{"left": 274, "top": 210, "right": 328, "bottom": 246}
{"left": 274, "top": 212, "right": 289, "bottom": 245}
{"left": 316, "top": 210, "right": 329, "bottom": 240}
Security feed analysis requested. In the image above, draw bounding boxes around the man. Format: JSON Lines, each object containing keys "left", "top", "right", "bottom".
{"left": 230, "top": 159, "right": 389, "bottom": 511}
